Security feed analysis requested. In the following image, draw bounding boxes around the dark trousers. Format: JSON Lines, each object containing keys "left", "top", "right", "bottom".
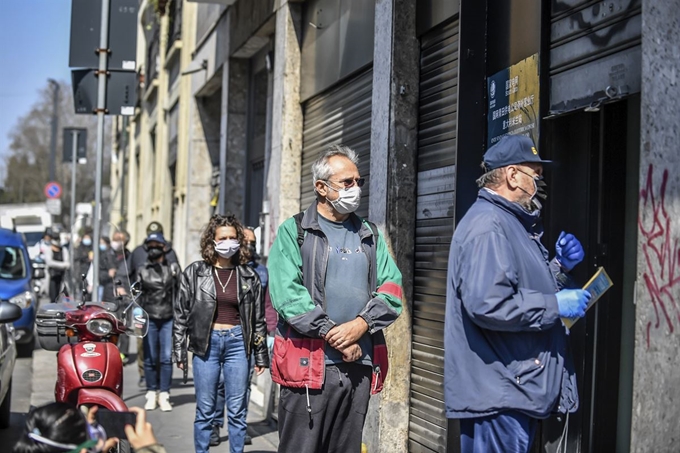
{"left": 49, "top": 275, "right": 63, "bottom": 302}
{"left": 277, "top": 363, "right": 372, "bottom": 453}
{"left": 460, "top": 411, "right": 538, "bottom": 453}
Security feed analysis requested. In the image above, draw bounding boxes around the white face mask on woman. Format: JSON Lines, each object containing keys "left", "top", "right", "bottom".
{"left": 324, "top": 183, "right": 361, "bottom": 215}
{"left": 214, "top": 239, "right": 240, "bottom": 259}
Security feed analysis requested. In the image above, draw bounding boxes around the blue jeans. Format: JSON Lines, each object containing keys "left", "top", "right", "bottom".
{"left": 193, "top": 326, "right": 250, "bottom": 453}
{"left": 214, "top": 353, "right": 254, "bottom": 428}
{"left": 143, "top": 318, "right": 173, "bottom": 392}
{"left": 460, "top": 411, "right": 538, "bottom": 453}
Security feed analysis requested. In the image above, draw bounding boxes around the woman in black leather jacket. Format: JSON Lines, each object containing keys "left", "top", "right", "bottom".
{"left": 173, "top": 214, "right": 269, "bottom": 453}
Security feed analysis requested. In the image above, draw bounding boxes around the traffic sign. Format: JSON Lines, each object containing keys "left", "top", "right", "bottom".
{"left": 44, "top": 182, "right": 63, "bottom": 199}
{"left": 46, "top": 198, "right": 63, "bottom": 216}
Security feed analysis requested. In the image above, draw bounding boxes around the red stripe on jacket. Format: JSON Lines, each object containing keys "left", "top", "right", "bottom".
{"left": 378, "top": 281, "right": 403, "bottom": 300}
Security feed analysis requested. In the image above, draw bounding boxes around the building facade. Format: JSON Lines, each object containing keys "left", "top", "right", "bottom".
{"left": 111, "top": 0, "right": 680, "bottom": 451}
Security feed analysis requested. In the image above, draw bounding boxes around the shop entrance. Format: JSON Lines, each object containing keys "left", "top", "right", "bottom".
{"left": 537, "top": 95, "right": 640, "bottom": 453}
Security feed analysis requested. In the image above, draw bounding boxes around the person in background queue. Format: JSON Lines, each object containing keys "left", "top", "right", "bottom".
{"left": 74, "top": 229, "right": 93, "bottom": 290}
{"left": 174, "top": 214, "right": 269, "bottom": 453}
{"left": 116, "top": 221, "right": 179, "bottom": 388}
{"left": 111, "top": 228, "right": 132, "bottom": 363}
{"left": 86, "top": 236, "right": 115, "bottom": 301}
{"left": 268, "top": 145, "right": 403, "bottom": 453}
{"left": 43, "top": 228, "right": 70, "bottom": 302}
{"left": 444, "top": 135, "right": 591, "bottom": 453}
{"left": 137, "top": 232, "right": 179, "bottom": 413}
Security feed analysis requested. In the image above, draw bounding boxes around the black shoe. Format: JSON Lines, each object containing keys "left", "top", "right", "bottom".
{"left": 209, "top": 426, "right": 221, "bottom": 447}
{"left": 138, "top": 377, "right": 145, "bottom": 388}
{"left": 244, "top": 434, "right": 252, "bottom": 445}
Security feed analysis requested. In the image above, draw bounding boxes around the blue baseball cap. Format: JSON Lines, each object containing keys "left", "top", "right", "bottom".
{"left": 483, "top": 135, "right": 551, "bottom": 171}
{"left": 145, "top": 232, "right": 167, "bottom": 244}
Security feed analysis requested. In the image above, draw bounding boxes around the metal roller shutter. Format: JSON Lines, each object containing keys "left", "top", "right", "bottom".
{"left": 550, "top": 0, "right": 641, "bottom": 114}
{"left": 299, "top": 68, "right": 373, "bottom": 219}
{"left": 409, "top": 18, "right": 459, "bottom": 453}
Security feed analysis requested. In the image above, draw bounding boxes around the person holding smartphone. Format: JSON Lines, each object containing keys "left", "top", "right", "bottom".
{"left": 13, "top": 403, "right": 166, "bottom": 453}
{"left": 173, "top": 214, "right": 269, "bottom": 453}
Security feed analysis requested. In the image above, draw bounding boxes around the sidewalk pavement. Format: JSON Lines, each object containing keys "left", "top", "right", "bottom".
{"left": 31, "top": 341, "right": 279, "bottom": 452}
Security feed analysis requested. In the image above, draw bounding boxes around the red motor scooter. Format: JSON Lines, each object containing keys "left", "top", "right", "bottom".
{"left": 36, "top": 282, "right": 148, "bottom": 450}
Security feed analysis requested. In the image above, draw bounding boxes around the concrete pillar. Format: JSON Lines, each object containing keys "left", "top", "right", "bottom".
{"left": 223, "top": 58, "right": 249, "bottom": 218}
{"left": 367, "top": 0, "right": 419, "bottom": 451}
{"left": 155, "top": 12, "right": 172, "bottom": 234}
{"left": 631, "top": 1, "right": 680, "bottom": 451}
{"left": 173, "top": 0, "right": 197, "bottom": 263}
{"left": 266, "top": 1, "right": 303, "bottom": 239}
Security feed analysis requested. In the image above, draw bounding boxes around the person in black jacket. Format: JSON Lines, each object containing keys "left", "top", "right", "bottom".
{"left": 173, "top": 214, "right": 269, "bottom": 453}
{"left": 116, "top": 221, "right": 179, "bottom": 387}
{"left": 137, "top": 232, "right": 179, "bottom": 413}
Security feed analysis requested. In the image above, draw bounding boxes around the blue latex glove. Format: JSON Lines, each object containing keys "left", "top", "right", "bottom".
{"left": 555, "top": 231, "right": 585, "bottom": 271}
{"left": 555, "top": 289, "right": 591, "bottom": 318}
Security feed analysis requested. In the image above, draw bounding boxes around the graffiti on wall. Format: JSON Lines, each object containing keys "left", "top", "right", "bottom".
{"left": 639, "top": 164, "right": 680, "bottom": 348}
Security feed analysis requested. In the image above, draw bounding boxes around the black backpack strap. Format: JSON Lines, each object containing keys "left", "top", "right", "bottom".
{"left": 365, "top": 220, "right": 379, "bottom": 239}
{"left": 293, "top": 212, "right": 306, "bottom": 248}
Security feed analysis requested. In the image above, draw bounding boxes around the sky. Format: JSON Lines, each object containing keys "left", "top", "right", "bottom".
{"left": 0, "top": 0, "right": 72, "bottom": 170}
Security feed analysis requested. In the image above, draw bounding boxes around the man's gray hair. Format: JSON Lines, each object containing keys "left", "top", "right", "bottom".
{"left": 475, "top": 163, "right": 505, "bottom": 188}
{"left": 311, "top": 144, "right": 359, "bottom": 185}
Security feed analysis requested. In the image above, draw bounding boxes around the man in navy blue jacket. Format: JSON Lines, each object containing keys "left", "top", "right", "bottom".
{"left": 444, "top": 135, "right": 592, "bottom": 453}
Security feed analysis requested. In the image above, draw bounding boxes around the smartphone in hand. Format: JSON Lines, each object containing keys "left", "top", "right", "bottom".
{"left": 96, "top": 409, "right": 137, "bottom": 440}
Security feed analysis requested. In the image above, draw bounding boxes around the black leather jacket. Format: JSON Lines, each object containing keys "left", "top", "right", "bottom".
{"left": 137, "top": 261, "right": 180, "bottom": 321}
{"left": 173, "top": 261, "right": 269, "bottom": 368}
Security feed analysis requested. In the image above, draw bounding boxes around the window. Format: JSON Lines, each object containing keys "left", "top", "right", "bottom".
{"left": 0, "top": 246, "right": 27, "bottom": 280}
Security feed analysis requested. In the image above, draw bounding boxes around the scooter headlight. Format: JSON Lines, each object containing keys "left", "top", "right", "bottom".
{"left": 86, "top": 319, "right": 113, "bottom": 336}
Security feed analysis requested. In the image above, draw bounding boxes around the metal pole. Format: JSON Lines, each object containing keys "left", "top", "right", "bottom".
{"left": 70, "top": 130, "right": 78, "bottom": 292}
{"left": 92, "top": 0, "right": 110, "bottom": 299}
{"left": 119, "top": 117, "right": 128, "bottom": 230}
{"left": 48, "top": 80, "right": 60, "bottom": 183}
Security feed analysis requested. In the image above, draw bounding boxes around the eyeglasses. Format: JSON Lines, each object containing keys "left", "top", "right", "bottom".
{"left": 516, "top": 168, "right": 543, "bottom": 181}
{"left": 326, "top": 177, "right": 365, "bottom": 189}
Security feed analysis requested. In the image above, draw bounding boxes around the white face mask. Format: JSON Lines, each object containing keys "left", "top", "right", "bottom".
{"left": 214, "top": 239, "right": 240, "bottom": 259}
{"left": 325, "top": 183, "right": 362, "bottom": 215}
{"left": 111, "top": 240, "right": 122, "bottom": 251}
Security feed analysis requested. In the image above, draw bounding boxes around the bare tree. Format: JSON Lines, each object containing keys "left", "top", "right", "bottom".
{"left": 1, "top": 80, "right": 111, "bottom": 226}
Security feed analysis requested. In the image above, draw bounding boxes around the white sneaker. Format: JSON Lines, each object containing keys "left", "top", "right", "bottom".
{"left": 144, "top": 391, "right": 158, "bottom": 411}
{"left": 158, "top": 392, "right": 172, "bottom": 412}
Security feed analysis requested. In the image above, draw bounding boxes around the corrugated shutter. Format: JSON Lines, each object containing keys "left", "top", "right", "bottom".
{"left": 550, "top": 0, "right": 641, "bottom": 114}
{"left": 300, "top": 68, "right": 373, "bottom": 218}
{"left": 409, "top": 18, "right": 459, "bottom": 453}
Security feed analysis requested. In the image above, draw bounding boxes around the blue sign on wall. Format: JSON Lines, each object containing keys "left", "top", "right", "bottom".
{"left": 487, "top": 54, "right": 540, "bottom": 146}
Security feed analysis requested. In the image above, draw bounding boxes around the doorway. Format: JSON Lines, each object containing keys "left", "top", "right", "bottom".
{"left": 538, "top": 96, "right": 639, "bottom": 453}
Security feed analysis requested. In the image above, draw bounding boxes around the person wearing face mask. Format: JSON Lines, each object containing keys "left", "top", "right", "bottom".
{"left": 209, "top": 227, "right": 277, "bottom": 447}
{"left": 74, "top": 230, "right": 94, "bottom": 291}
{"left": 115, "top": 221, "right": 180, "bottom": 388}
{"left": 444, "top": 134, "right": 591, "bottom": 453}
{"left": 136, "top": 232, "right": 180, "bottom": 413}
{"left": 173, "top": 214, "right": 268, "bottom": 453}
{"left": 86, "top": 236, "right": 116, "bottom": 301}
{"left": 43, "top": 229, "right": 70, "bottom": 302}
{"left": 267, "top": 145, "right": 403, "bottom": 453}
{"left": 109, "top": 229, "right": 132, "bottom": 362}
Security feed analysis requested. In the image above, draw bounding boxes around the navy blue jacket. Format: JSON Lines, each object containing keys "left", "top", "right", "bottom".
{"left": 444, "top": 189, "right": 578, "bottom": 419}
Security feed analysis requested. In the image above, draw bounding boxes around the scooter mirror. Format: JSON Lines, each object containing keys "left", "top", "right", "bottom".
{"left": 123, "top": 301, "right": 149, "bottom": 338}
{"left": 129, "top": 281, "right": 142, "bottom": 297}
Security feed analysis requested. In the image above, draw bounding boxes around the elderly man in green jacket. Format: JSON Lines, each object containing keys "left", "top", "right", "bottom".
{"left": 268, "top": 144, "right": 403, "bottom": 453}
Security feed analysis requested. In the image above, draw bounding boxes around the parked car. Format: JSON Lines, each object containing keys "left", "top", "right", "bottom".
{"left": 0, "top": 227, "right": 41, "bottom": 355}
{"left": 0, "top": 300, "right": 22, "bottom": 428}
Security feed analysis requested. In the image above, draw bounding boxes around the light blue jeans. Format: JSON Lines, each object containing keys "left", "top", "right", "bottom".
{"left": 192, "top": 326, "right": 249, "bottom": 453}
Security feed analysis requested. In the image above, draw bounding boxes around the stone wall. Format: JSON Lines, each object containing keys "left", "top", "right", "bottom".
{"left": 631, "top": 1, "right": 680, "bottom": 451}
